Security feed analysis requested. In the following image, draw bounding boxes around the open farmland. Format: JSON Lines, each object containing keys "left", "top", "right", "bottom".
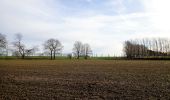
{"left": 0, "top": 60, "right": 170, "bottom": 99}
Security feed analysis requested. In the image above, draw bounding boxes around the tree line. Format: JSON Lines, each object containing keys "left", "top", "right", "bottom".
{"left": 1, "top": 33, "right": 170, "bottom": 60}
{"left": 0, "top": 33, "right": 92, "bottom": 60}
{"left": 124, "top": 38, "right": 170, "bottom": 59}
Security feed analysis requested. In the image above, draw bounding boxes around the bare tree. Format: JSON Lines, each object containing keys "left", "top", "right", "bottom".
{"left": 44, "top": 39, "right": 54, "bottom": 60}
{"left": 44, "top": 38, "right": 63, "bottom": 60}
{"left": 25, "top": 46, "right": 39, "bottom": 56}
{"left": 0, "top": 33, "right": 7, "bottom": 56}
{"left": 73, "top": 41, "right": 83, "bottom": 59}
{"left": 52, "top": 39, "right": 63, "bottom": 59}
{"left": 124, "top": 40, "right": 149, "bottom": 58}
{"left": 13, "top": 33, "right": 26, "bottom": 59}
{"left": 165, "top": 39, "right": 170, "bottom": 56}
{"left": 124, "top": 38, "right": 170, "bottom": 59}
{"left": 123, "top": 41, "right": 133, "bottom": 58}
{"left": 82, "top": 43, "right": 92, "bottom": 59}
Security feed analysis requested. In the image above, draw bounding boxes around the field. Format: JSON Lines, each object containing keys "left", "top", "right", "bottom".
{"left": 0, "top": 60, "right": 170, "bottom": 99}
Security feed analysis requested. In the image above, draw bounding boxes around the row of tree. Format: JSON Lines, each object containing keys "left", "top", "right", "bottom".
{"left": 124, "top": 38, "right": 170, "bottom": 58}
{"left": 73, "top": 41, "right": 92, "bottom": 59}
{"left": 0, "top": 33, "right": 92, "bottom": 60}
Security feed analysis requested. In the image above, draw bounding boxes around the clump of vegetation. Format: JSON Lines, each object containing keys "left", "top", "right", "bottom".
{"left": 124, "top": 38, "right": 170, "bottom": 59}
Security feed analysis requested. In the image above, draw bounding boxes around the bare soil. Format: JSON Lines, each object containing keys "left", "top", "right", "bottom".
{"left": 0, "top": 60, "right": 170, "bottom": 100}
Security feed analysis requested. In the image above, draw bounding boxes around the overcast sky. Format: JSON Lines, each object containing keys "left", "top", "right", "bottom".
{"left": 0, "top": 0, "right": 170, "bottom": 56}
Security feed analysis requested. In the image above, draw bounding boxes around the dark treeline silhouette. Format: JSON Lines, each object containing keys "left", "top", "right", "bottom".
{"left": 124, "top": 38, "right": 170, "bottom": 59}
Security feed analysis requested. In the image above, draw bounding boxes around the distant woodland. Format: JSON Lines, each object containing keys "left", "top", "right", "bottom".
{"left": 0, "top": 33, "right": 170, "bottom": 60}
{"left": 124, "top": 38, "right": 170, "bottom": 59}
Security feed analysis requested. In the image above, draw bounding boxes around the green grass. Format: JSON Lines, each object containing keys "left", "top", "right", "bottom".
{"left": 0, "top": 56, "right": 124, "bottom": 60}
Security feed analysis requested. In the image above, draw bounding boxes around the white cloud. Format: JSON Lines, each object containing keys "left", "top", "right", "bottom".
{"left": 140, "top": 0, "right": 170, "bottom": 34}
{"left": 1, "top": 0, "right": 170, "bottom": 56}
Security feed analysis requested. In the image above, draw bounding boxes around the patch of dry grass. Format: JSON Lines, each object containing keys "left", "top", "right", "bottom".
{"left": 0, "top": 60, "right": 170, "bottom": 99}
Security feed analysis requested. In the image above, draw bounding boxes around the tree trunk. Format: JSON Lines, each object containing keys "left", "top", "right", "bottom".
{"left": 22, "top": 54, "right": 25, "bottom": 59}
{"left": 22, "top": 51, "right": 25, "bottom": 59}
{"left": 50, "top": 50, "right": 53, "bottom": 60}
{"left": 85, "top": 55, "right": 87, "bottom": 59}
{"left": 54, "top": 51, "right": 55, "bottom": 60}
{"left": 77, "top": 53, "right": 79, "bottom": 59}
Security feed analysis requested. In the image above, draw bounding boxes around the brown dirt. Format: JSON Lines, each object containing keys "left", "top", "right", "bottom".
{"left": 0, "top": 60, "right": 170, "bottom": 100}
